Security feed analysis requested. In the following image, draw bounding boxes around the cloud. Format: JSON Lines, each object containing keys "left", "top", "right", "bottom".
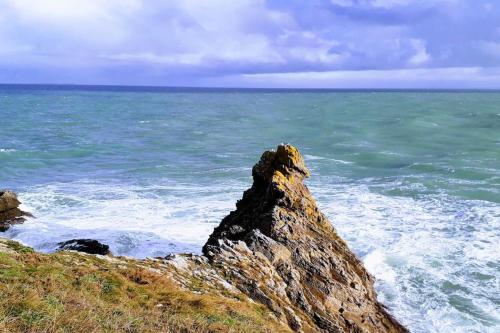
{"left": 408, "top": 39, "right": 431, "bottom": 65}
{"left": 236, "top": 67, "right": 500, "bottom": 88}
{"left": 1, "top": 1, "right": 289, "bottom": 66}
{"left": 330, "top": 0, "right": 457, "bottom": 9}
{"left": 477, "top": 41, "right": 500, "bottom": 57}
{"left": 0, "top": 0, "right": 499, "bottom": 87}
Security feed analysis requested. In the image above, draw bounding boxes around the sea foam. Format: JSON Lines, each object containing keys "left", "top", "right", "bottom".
{"left": 311, "top": 183, "right": 500, "bottom": 333}
{"left": 9, "top": 181, "right": 242, "bottom": 258}
{"left": 5, "top": 179, "right": 500, "bottom": 333}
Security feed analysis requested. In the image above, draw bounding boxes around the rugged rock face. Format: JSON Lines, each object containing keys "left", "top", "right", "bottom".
{"left": 58, "top": 239, "right": 111, "bottom": 255}
{"left": 0, "top": 190, "right": 29, "bottom": 232}
{"left": 203, "top": 144, "right": 408, "bottom": 333}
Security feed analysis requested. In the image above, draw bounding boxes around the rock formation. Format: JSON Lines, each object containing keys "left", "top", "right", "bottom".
{"left": 0, "top": 190, "right": 30, "bottom": 232}
{"left": 203, "top": 144, "right": 408, "bottom": 332}
{"left": 0, "top": 145, "right": 408, "bottom": 332}
{"left": 58, "top": 239, "right": 111, "bottom": 255}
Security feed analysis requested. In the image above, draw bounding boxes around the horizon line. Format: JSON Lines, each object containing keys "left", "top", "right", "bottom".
{"left": 1, "top": 83, "right": 500, "bottom": 92}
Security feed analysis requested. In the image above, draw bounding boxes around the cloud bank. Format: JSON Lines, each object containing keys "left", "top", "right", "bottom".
{"left": 0, "top": 0, "right": 499, "bottom": 87}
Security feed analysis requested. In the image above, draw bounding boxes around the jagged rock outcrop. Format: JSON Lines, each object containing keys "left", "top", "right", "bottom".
{"left": 203, "top": 144, "right": 408, "bottom": 333}
{"left": 0, "top": 190, "right": 30, "bottom": 232}
{"left": 58, "top": 239, "right": 111, "bottom": 255}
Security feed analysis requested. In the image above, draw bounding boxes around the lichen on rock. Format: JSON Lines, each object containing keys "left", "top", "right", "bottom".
{"left": 203, "top": 144, "right": 408, "bottom": 333}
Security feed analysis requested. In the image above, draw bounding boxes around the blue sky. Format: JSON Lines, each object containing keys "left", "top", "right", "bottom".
{"left": 1, "top": 0, "right": 500, "bottom": 88}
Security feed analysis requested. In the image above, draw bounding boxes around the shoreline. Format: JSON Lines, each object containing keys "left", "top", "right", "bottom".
{"left": 0, "top": 144, "right": 408, "bottom": 332}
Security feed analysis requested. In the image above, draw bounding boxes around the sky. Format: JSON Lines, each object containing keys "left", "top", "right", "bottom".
{"left": 1, "top": 0, "right": 500, "bottom": 88}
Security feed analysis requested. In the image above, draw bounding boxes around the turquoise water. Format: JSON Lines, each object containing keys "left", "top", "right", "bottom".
{"left": 1, "top": 86, "right": 499, "bottom": 332}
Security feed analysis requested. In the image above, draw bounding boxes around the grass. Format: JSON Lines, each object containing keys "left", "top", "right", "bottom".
{"left": 0, "top": 239, "right": 290, "bottom": 333}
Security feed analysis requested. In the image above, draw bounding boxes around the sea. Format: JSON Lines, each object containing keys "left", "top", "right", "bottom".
{"left": 0, "top": 85, "right": 499, "bottom": 332}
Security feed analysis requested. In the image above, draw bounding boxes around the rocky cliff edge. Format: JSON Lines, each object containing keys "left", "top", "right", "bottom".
{"left": 200, "top": 144, "right": 407, "bottom": 332}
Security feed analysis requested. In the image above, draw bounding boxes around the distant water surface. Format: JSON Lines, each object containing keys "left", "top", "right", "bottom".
{"left": 0, "top": 85, "right": 499, "bottom": 332}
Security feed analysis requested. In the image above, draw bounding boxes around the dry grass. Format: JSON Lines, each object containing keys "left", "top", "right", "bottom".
{"left": 0, "top": 240, "right": 290, "bottom": 333}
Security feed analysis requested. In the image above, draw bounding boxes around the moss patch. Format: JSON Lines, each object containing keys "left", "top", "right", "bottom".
{"left": 5, "top": 240, "right": 34, "bottom": 254}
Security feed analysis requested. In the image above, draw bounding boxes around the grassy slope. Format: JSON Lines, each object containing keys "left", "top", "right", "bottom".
{"left": 0, "top": 239, "right": 290, "bottom": 333}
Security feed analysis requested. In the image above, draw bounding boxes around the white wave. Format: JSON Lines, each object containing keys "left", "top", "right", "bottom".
{"left": 311, "top": 183, "right": 500, "bottom": 333}
{"left": 304, "top": 154, "right": 325, "bottom": 160}
{"left": 379, "top": 151, "right": 407, "bottom": 156}
{"left": 0, "top": 148, "right": 16, "bottom": 152}
{"left": 329, "top": 158, "right": 354, "bottom": 165}
{"left": 364, "top": 249, "right": 397, "bottom": 285}
{"left": 5, "top": 180, "right": 500, "bottom": 333}
{"left": 9, "top": 181, "right": 243, "bottom": 258}
{"left": 304, "top": 154, "right": 354, "bottom": 165}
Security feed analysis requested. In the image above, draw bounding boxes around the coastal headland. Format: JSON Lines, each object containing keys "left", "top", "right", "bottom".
{"left": 0, "top": 144, "right": 407, "bottom": 332}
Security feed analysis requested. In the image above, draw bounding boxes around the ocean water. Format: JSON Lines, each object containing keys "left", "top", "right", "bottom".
{"left": 0, "top": 85, "right": 499, "bottom": 332}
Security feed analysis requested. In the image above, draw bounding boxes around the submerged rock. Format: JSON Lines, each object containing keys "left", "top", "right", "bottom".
{"left": 0, "top": 190, "right": 30, "bottom": 232}
{"left": 58, "top": 239, "right": 111, "bottom": 255}
{"left": 203, "top": 144, "right": 408, "bottom": 332}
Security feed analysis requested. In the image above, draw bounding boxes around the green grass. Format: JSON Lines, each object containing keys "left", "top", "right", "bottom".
{"left": 0, "top": 239, "right": 290, "bottom": 333}
{"left": 5, "top": 240, "right": 34, "bottom": 254}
